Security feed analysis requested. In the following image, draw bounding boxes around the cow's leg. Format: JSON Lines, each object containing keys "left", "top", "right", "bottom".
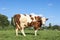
{"left": 35, "top": 29, "right": 38, "bottom": 36}
{"left": 34, "top": 26, "right": 39, "bottom": 36}
{"left": 21, "top": 28, "right": 26, "bottom": 36}
{"left": 20, "top": 23, "right": 26, "bottom": 36}
{"left": 15, "top": 22, "right": 20, "bottom": 36}
{"left": 16, "top": 28, "right": 18, "bottom": 36}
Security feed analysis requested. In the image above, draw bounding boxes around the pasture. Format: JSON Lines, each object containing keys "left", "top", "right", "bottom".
{"left": 0, "top": 29, "right": 60, "bottom": 40}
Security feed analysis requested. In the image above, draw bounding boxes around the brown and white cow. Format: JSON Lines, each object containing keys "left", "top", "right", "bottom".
{"left": 13, "top": 14, "right": 48, "bottom": 36}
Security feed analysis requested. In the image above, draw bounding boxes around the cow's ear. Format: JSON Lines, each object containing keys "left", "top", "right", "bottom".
{"left": 46, "top": 18, "right": 48, "bottom": 20}
{"left": 29, "top": 15, "right": 32, "bottom": 17}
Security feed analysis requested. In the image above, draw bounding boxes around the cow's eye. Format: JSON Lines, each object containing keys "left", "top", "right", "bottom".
{"left": 46, "top": 18, "right": 48, "bottom": 20}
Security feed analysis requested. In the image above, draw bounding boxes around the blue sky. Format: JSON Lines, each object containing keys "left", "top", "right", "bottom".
{"left": 0, "top": 0, "right": 60, "bottom": 26}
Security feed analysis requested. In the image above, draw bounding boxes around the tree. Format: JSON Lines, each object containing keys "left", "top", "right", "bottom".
{"left": 48, "top": 23, "right": 52, "bottom": 29}
{"left": 52, "top": 25, "right": 60, "bottom": 30}
{"left": 0, "top": 14, "right": 9, "bottom": 29}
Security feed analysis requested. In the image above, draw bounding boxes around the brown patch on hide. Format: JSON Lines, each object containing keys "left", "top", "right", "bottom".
{"left": 14, "top": 14, "right": 22, "bottom": 30}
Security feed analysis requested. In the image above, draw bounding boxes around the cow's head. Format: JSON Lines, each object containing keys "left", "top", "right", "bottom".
{"left": 34, "top": 16, "right": 48, "bottom": 26}
{"left": 41, "top": 17, "right": 48, "bottom": 25}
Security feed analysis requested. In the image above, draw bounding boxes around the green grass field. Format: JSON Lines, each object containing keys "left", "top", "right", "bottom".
{"left": 0, "top": 29, "right": 60, "bottom": 40}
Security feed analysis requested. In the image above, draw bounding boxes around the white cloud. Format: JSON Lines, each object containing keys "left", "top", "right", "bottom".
{"left": 1, "top": 8, "right": 7, "bottom": 10}
{"left": 48, "top": 3, "right": 53, "bottom": 7}
{"left": 48, "top": 16, "right": 55, "bottom": 19}
{"left": 1, "top": 8, "right": 10, "bottom": 12}
{"left": 30, "top": 13, "right": 43, "bottom": 17}
{"left": 17, "top": 8, "right": 22, "bottom": 10}
{"left": 1, "top": 7, "right": 10, "bottom": 11}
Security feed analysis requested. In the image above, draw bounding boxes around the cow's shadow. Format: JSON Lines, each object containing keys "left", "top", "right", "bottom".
{"left": 18, "top": 32, "right": 39, "bottom": 36}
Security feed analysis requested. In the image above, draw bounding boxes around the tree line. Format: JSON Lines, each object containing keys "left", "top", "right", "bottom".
{"left": 41, "top": 23, "right": 60, "bottom": 30}
{"left": 0, "top": 14, "right": 60, "bottom": 30}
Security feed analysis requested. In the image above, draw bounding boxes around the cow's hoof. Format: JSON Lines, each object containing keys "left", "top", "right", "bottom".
{"left": 24, "top": 35, "right": 26, "bottom": 36}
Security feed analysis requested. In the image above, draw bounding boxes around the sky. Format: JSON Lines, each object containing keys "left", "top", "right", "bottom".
{"left": 0, "top": 0, "right": 60, "bottom": 26}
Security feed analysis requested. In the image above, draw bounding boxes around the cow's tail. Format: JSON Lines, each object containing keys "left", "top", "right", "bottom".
{"left": 13, "top": 16, "right": 21, "bottom": 29}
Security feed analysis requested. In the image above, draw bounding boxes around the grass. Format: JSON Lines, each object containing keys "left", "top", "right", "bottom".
{"left": 0, "top": 29, "right": 60, "bottom": 40}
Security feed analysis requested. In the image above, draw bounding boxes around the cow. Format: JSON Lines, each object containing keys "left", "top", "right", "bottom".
{"left": 13, "top": 14, "right": 48, "bottom": 36}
